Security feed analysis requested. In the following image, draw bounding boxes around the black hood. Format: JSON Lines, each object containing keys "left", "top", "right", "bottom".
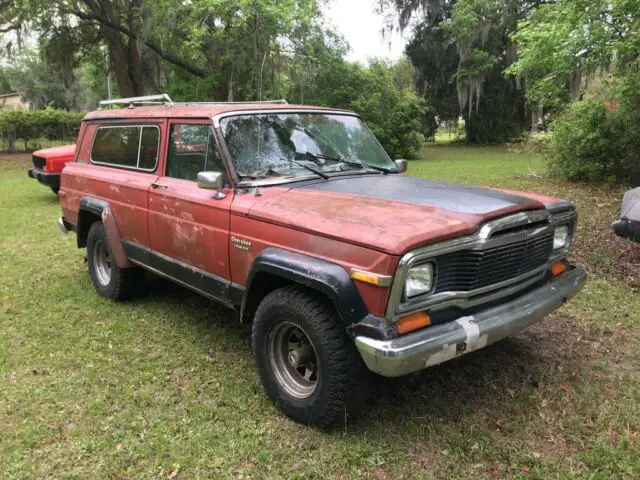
{"left": 298, "top": 174, "right": 543, "bottom": 215}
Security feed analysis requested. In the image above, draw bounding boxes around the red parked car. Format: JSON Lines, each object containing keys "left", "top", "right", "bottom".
{"left": 58, "top": 95, "right": 587, "bottom": 427}
{"left": 27, "top": 144, "right": 76, "bottom": 194}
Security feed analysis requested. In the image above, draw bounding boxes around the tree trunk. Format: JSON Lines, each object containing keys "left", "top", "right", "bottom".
{"left": 212, "top": 62, "right": 234, "bottom": 101}
{"left": 95, "top": 0, "right": 146, "bottom": 98}
{"left": 227, "top": 65, "right": 234, "bottom": 101}
{"left": 531, "top": 103, "right": 543, "bottom": 133}
{"left": 101, "top": 25, "right": 146, "bottom": 97}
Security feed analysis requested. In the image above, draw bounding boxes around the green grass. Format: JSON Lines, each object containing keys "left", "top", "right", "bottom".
{"left": 431, "top": 129, "right": 463, "bottom": 144}
{"left": 1, "top": 148, "right": 639, "bottom": 479}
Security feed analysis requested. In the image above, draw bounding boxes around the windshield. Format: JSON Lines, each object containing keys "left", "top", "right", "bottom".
{"left": 219, "top": 112, "right": 396, "bottom": 184}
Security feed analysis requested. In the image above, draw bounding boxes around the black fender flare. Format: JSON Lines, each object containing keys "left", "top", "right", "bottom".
{"left": 240, "top": 247, "right": 369, "bottom": 326}
{"left": 77, "top": 196, "right": 132, "bottom": 268}
{"left": 79, "top": 196, "right": 109, "bottom": 217}
{"left": 77, "top": 196, "right": 110, "bottom": 248}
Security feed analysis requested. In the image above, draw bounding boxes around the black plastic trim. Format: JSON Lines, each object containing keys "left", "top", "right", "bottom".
{"left": 347, "top": 314, "right": 397, "bottom": 341}
{"left": 243, "top": 248, "right": 369, "bottom": 325}
{"left": 61, "top": 218, "right": 77, "bottom": 233}
{"left": 230, "top": 282, "right": 245, "bottom": 306}
{"left": 79, "top": 196, "right": 109, "bottom": 216}
{"left": 122, "top": 239, "right": 151, "bottom": 265}
{"left": 77, "top": 196, "right": 110, "bottom": 248}
{"left": 613, "top": 218, "right": 640, "bottom": 243}
{"left": 123, "top": 240, "right": 233, "bottom": 305}
{"left": 27, "top": 168, "right": 61, "bottom": 189}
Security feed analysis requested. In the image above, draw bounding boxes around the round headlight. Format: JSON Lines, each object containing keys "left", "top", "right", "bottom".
{"left": 405, "top": 263, "right": 435, "bottom": 298}
{"left": 554, "top": 225, "right": 570, "bottom": 250}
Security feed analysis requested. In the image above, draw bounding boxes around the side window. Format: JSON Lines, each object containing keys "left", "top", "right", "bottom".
{"left": 166, "top": 124, "right": 227, "bottom": 182}
{"left": 138, "top": 127, "right": 160, "bottom": 170}
{"left": 92, "top": 126, "right": 140, "bottom": 167}
{"left": 91, "top": 125, "right": 159, "bottom": 171}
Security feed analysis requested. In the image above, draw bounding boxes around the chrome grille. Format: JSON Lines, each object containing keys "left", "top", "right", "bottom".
{"left": 32, "top": 155, "right": 46, "bottom": 170}
{"left": 386, "top": 210, "right": 576, "bottom": 322}
{"left": 434, "top": 230, "right": 553, "bottom": 292}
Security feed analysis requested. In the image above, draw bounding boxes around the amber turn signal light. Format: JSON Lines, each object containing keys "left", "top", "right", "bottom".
{"left": 349, "top": 269, "right": 392, "bottom": 287}
{"left": 396, "top": 312, "right": 431, "bottom": 335}
{"left": 551, "top": 260, "right": 566, "bottom": 278}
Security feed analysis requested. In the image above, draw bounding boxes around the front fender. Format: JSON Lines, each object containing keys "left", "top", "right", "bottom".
{"left": 241, "top": 248, "right": 368, "bottom": 326}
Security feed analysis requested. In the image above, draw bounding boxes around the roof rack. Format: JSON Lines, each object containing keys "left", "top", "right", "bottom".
{"left": 99, "top": 94, "right": 173, "bottom": 109}
{"left": 173, "top": 100, "right": 288, "bottom": 106}
{"left": 99, "top": 94, "right": 288, "bottom": 109}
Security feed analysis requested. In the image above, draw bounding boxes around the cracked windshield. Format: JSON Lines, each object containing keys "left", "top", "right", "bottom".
{"left": 219, "top": 113, "right": 396, "bottom": 183}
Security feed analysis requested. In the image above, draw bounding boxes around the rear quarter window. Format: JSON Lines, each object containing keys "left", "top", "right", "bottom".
{"left": 91, "top": 125, "right": 159, "bottom": 171}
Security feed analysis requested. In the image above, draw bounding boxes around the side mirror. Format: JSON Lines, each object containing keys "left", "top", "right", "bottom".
{"left": 394, "top": 159, "right": 408, "bottom": 173}
{"left": 197, "top": 171, "right": 225, "bottom": 199}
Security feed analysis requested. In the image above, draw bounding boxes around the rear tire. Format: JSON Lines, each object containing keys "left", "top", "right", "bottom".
{"left": 50, "top": 186, "right": 59, "bottom": 195}
{"left": 86, "top": 222, "right": 142, "bottom": 300}
{"left": 252, "top": 286, "right": 371, "bottom": 428}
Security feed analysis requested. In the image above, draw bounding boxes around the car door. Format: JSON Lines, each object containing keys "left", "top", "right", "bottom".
{"left": 147, "top": 119, "right": 234, "bottom": 302}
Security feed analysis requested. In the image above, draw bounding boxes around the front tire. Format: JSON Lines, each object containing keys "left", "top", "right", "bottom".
{"left": 86, "top": 222, "right": 142, "bottom": 300}
{"left": 252, "top": 286, "right": 371, "bottom": 428}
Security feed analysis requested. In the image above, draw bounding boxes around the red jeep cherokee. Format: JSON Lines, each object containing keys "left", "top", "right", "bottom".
{"left": 58, "top": 94, "right": 587, "bottom": 427}
{"left": 27, "top": 144, "right": 76, "bottom": 194}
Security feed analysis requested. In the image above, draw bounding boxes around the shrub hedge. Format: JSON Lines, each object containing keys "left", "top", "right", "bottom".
{"left": 549, "top": 76, "right": 640, "bottom": 186}
{"left": 0, "top": 108, "right": 85, "bottom": 152}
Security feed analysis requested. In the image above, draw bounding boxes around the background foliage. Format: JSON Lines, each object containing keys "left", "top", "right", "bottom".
{"left": 550, "top": 75, "right": 640, "bottom": 185}
{"left": 0, "top": 108, "right": 84, "bottom": 152}
{"left": 381, "top": 0, "right": 531, "bottom": 144}
{"left": 0, "top": 0, "right": 428, "bottom": 157}
{"left": 3, "top": 0, "right": 640, "bottom": 177}
{"left": 508, "top": 0, "right": 640, "bottom": 185}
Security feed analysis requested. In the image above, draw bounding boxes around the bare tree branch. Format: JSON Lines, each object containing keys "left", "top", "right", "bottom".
{"left": 0, "top": 23, "right": 21, "bottom": 34}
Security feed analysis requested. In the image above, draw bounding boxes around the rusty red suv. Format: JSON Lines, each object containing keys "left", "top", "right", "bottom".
{"left": 58, "top": 94, "right": 587, "bottom": 427}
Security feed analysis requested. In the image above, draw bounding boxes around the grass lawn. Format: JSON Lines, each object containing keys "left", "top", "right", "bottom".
{"left": 1, "top": 146, "right": 639, "bottom": 479}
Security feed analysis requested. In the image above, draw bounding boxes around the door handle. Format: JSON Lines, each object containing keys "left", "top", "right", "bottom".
{"left": 151, "top": 182, "right": 168, "bottom": 189}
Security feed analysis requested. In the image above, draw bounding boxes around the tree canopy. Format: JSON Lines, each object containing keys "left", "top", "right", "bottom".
{"left": 381, "top": 0, "right": 541, "bottom": 143}
{"left": 1, "top": 0, "right": 337, "bottom": 100}
{"left": 508, "top": 0, "right": 640, "bottom": 109}
{"left": 0, "top": 0, "right": 431, "bottom": 157}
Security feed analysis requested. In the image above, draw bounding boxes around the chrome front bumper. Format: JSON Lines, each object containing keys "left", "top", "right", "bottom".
{"left": 355, "top": 267, "right": 587, "bottom": 377}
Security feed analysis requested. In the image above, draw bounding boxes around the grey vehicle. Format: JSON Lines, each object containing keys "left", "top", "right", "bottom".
{"left": 613, "top": 187, "right": 640, "bottom": 243}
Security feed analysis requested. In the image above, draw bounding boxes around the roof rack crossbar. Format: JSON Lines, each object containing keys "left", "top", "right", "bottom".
{"left": 172, "top": 99, "right": 288, "bottom": 106}
{"left": 98, "top": 95, "right": 289, "bottom": 109}
{"left": 99, "top": 94, "right": 173, "bottom": 108}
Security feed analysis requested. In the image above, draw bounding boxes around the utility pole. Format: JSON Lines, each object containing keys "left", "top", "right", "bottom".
{"left": 105, "top": 49, "right": 112, "bottom": 100}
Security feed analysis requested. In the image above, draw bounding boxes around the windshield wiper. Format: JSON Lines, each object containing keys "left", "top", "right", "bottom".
{"left": 301, "top": 151, "right": 389, "bottom": 174}
{"left": 338, "top": 159, "right": 390, "bottom": 173}
{"left": 290, "top": 159, "right": 329, "bottom": 179}
{"left": 302, "top": 152, "right": 343, "bottom": 164}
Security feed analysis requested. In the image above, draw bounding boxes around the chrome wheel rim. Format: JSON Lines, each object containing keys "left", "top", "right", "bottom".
{"left": 93, "top": 239, "right": 112, "bottom": 286}
{"left": 268, "top": 321, "right": 319, "bottom": 399}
